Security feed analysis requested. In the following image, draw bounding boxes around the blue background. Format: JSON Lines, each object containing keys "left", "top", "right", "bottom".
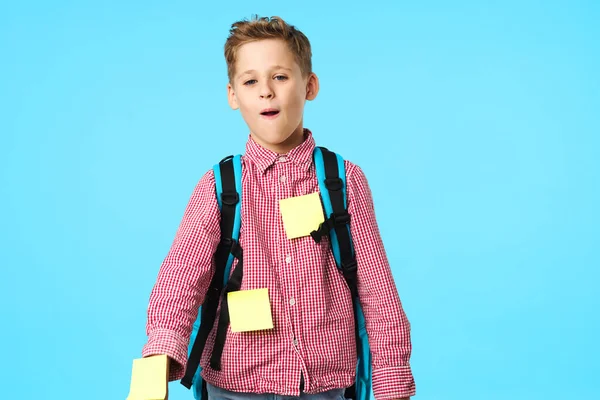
{"left": 1, "top": 1, "right": 598, "bottom": 399}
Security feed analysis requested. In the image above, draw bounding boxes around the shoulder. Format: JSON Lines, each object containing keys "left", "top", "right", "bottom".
{"left": 310, "top": 146, "right": 370, "bottom": 189}
{"left": 312, "top": 146, "right": 366, "bottom": 181}
{"left": 197, "top": 168, "right": 216, "bottom": 189}
{"left": 343, "top": 159, "right": 364, "bottom": 181}
{"left": 186, "top": 168, "right": 216, "bottom": 205}
{"left": 332, "top": 156, "right": 374, "bottom": 212}
{"left": 343, "top": 160, "right": 372, "bottom": 204}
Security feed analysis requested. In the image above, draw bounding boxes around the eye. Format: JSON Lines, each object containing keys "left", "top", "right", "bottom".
{"left": 274, "top": 75, "right": 288, "bottom": 81}
{"left": 244, "top": 79, "right": 257, "bottom": 86}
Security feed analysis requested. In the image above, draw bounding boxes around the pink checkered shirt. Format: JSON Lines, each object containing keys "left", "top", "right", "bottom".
{"left": 142, "top": 130, "right": 416, "bottom": 399}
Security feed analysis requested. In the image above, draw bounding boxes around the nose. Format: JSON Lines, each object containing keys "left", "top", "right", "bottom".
{"left": 259, "top": 82, "right": 274, "bottom": 99}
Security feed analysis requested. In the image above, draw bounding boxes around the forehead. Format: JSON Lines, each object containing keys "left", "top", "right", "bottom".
{"left": 235, "top": 39, "right": 298, "bottom": 74}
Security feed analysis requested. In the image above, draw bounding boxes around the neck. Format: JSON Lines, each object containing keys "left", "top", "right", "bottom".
{"left": 252, "top": 125, "right": 306, "bottom": 154}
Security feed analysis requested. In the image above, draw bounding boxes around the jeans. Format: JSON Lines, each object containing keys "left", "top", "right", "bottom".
{"left": 206, "top": 383, "right": 347, "bottom": 400}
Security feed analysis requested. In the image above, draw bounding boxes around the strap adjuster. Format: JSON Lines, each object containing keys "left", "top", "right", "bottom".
{"left": 332, "top": 211, "right": 351, "bottom": 226}
{"left": 310, "top": 212, "right": 351, "bottom": 243}
{"left": 219, "top": 237, "right": 234, "bottom": 248}
{"left": 230, "top": 240, "right": 243, "bottom": 259}
{"left": 218, "top": 238, "right": 242, "bottom": 259}
{"left": 325, "top": 178, "right": 343, "bottom": 191}
{"left": 221, "top": 191, "right": 239, "bottom": 206}
{"left": 341, "top": 259, "right": 357, "bottom": 274}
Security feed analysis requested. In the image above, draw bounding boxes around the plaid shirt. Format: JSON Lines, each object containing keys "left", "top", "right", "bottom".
{"left": 142, "top": 130, "right": 416, "bottom": 399}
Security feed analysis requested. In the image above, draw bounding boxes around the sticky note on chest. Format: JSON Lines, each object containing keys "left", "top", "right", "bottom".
{"left": 127, "top": 354, "right": 168, "bottom": 400}
{"left": 279, "top": 192, "right": 325, "bottom": 239}
{"left": 228, "top": 288, "right": 274, "bottom": 332}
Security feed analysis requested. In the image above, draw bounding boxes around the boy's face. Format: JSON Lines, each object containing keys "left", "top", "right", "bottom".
{"left": 227, "top": 39, "right": 319, "bottom": 154}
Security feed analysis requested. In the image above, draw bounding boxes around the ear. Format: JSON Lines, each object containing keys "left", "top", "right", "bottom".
{"left": 227, "top": 82, "right": 239, "bottom": 110}
{"left": 305, "top": 72, "right": 319, "bottom": 101}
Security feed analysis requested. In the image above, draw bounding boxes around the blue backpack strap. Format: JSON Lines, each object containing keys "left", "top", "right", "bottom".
{"left": 312, "top": 147, "right": 372, "bottom": 400}
{"left": 181, "top": 155, "right": 243, "bottom": 400}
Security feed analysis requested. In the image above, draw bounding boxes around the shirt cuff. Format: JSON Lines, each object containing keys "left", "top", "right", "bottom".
{"left": 372, "top": 365, "right": 416, "bottom": 399}
{"left": 142, "top": 328, "right": 189, "bottom": 381}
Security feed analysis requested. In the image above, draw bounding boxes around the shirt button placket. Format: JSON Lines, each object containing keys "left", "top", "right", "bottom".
{"left": 278, "top": 162, "right": 300, "bottom": 360}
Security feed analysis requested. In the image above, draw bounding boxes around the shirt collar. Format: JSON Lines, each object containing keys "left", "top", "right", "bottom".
{"left": 244, "top": 128, "right": 315, "bottom": 174}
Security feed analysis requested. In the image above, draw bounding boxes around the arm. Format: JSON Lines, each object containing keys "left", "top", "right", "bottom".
{"left": 142, "top": 170, "right": 221, "bottom": 381}
{"left": 346, "top": 163, "right": 416, "bottom": 400}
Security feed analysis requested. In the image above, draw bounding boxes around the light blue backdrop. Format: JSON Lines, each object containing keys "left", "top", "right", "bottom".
{"left": 1, "top": 1, "right": 598, "bottom": 399}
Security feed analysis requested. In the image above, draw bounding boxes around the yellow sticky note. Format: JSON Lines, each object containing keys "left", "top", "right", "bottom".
{"left": 127, "top": 354, "right": 168, "bottom": 400}
{"left": 228, "top": 288, "right": 274, "bottom": 333}
{"left": 279, "top": 192, "right": 325, "bottom": 239}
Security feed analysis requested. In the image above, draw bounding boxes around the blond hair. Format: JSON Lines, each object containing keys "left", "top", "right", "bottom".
{"left": 224, "top": 15, "right": 312, "bottom": 83}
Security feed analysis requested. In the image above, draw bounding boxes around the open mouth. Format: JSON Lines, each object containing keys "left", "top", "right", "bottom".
{"left": 261, "top": 111, "right": 280, "bottom": 116}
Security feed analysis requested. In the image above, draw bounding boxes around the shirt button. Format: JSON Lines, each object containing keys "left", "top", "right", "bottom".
{"left": 293, "top": 338, "right": 299, "bottom": 346}
{"left": 289, "top": 298, "right": 296, "bottom": 306}
{"left": 279, "top": 175, "right": 287, "bottom": 183}
{"left": 285, "top": 255, "right": 292, "bottom": 264}
{"left": 278, "top": 156, "right": 287, "bottom": 162}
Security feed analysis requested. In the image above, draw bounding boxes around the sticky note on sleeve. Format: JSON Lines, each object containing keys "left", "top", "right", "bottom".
{"left": 127, "top": 354, "right": 168, "bottom": 400}
{"left": 279, "top": 192, "right": 325, "bottom": 239}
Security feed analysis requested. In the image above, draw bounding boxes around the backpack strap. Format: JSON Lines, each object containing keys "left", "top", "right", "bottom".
{"left": 312, "top": 147, "right": 372, "bottom": 400}
{"left": 181, "top": 155, "right": 243, "bottom": 399}
{"left": 312, "top": 148, "right": 353, "bottom": 271}
{"left": 214, "top": 154, "right": 243, "bottom": 285}
{"left": 209, "top": 154, "right": 244, "bottom": 371}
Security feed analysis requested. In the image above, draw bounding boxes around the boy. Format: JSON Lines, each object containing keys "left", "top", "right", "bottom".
{"left": 141, "top": 15, "right": 416, "bottom": 400}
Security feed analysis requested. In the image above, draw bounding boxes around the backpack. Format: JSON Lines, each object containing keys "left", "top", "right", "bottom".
{"left": 180, "top": 147, "right": 372, "bottom": 400}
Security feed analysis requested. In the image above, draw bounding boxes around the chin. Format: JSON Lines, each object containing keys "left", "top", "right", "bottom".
{"left": 254, "top": 128, "right": 294, "bottom": 144}
{"left": 264, "top": 134, "right": 293, "bottom": 146}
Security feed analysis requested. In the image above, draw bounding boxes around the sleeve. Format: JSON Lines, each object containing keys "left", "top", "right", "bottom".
{"left": 346, "top": 161, "right": 416, "bottom": 399}
{"left": 141, "top": 169, "right": 221, "bottom": 381}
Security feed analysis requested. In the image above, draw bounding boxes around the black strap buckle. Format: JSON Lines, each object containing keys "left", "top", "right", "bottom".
{"left": 218, "top": 237, "right": 234, "bottom": 248}
{"left": 310, "top": 226, "right": 326, "bottom": 243}
{"left": 325, "top": 178, "right": 343, "bottom": 191}
{"left": 310, "top": 212, "right": 351, "bottom": 243}
{"left": 230, "top": 240, "right": 242, "bottom": 259}
{"left": 217, "top": 238, "right": 242, "bottom": 258}
{"left": 221, "top": 191, "right": 239, "bottom": 206}
{"left": 341, "top": 259, "right": 358, "bottom": 274}
{"left": 332, "top": 211, "right": 351, "bottom": 226}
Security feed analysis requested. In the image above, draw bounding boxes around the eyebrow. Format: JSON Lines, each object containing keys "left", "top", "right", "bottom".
{"left": 239, "top": 65, "right": 293, "bottom": 77}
